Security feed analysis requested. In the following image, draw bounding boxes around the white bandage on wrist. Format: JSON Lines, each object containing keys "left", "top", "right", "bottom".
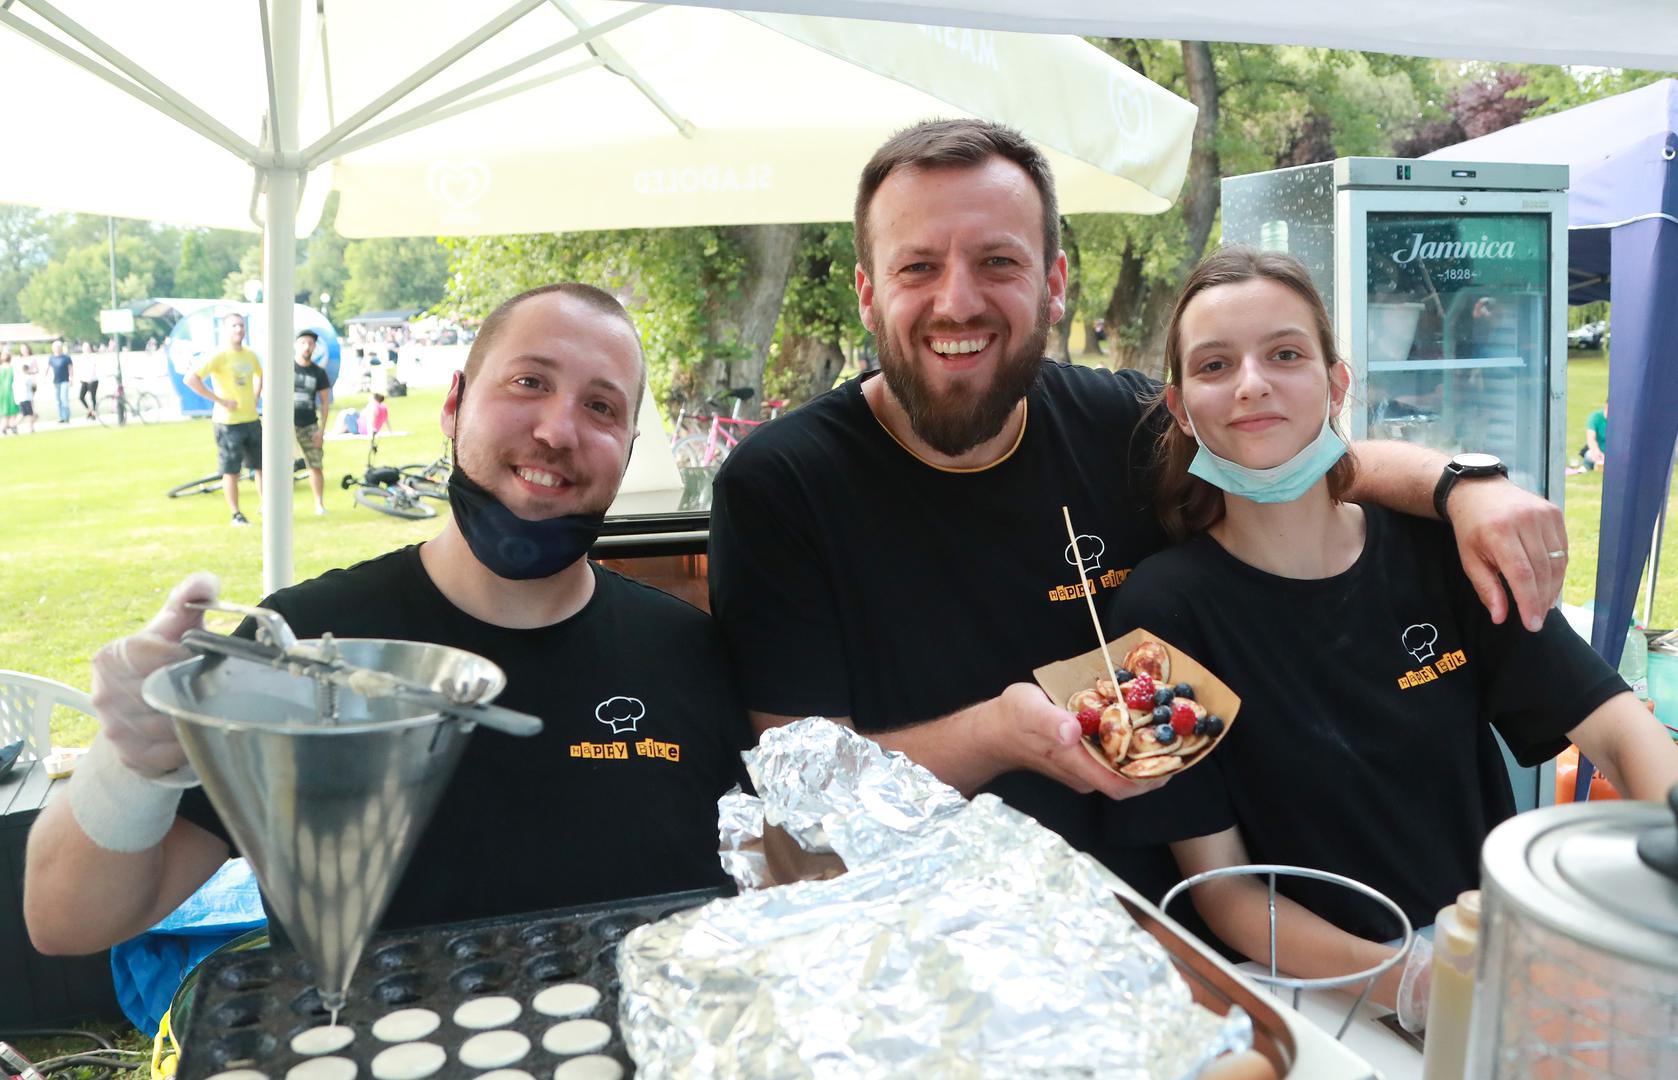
{"left": 1396, "top": 932, "right": 1435, "bottom": 1034}
{"left": 66, "top": 736, "right": 189, "bottom": 852}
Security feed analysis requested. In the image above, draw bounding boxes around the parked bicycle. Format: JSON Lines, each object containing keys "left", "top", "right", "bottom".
{"left": 96, "top": 384, "right": 163, "bottom": 426}
{"left": 342, "top": 430, "right": 437, "bottom": 519}
{"left": 670, "top": 387, "right": 785, "bottom": 468}
{"left": 167, "top": 458, "right": 309, "bottom": 498}
{"left": 397, "top": 443, "right": 452, "bottom": 500}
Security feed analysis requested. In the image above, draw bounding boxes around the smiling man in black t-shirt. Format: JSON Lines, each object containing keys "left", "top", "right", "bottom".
{"left": 26, "top": 284, "right": 750, "bottom": 956}
{"left": 707, "top": 119, "right": 1575, "bottom": 902}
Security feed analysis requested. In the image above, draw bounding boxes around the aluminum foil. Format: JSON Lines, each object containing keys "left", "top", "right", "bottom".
{"left": 623, "top": 718, "right": 1251, "bottom": 1078}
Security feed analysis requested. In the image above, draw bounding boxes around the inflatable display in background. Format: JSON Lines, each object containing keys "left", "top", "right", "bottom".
{"left": 158, "top": 300, "right": 340, "bottom": 417}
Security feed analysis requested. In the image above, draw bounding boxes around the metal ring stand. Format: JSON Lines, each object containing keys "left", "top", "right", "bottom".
{"left": 1161, "top": 863, "right": 1416, "bottom": 1040}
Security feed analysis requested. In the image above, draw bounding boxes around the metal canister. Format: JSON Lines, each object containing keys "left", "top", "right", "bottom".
{"left": 1466, "top": 788, "right": 1678, "bottom": 1078}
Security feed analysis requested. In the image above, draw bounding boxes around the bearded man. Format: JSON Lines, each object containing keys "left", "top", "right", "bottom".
{"left": 26, "top": 284, "right": 749, "bottom": 955}
{"left": 706, "top": 119, "right": 1572, "bottom": 902}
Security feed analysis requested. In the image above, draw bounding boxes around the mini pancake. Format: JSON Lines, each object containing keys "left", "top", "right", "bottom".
{"left": 1094, "top": 676, "right": 1121, "bottom": 701}
{"left": 477, "top": 1072, "right": 536, "bottom": 1080}
{"left": 291, "top": 1026, "right": 355, "bottom": 1056}
{"left": 552, "top": 1057, "right": 624, "bottom": 1080}
{"left": 1172, "top": 731, "right": 1210, "bottom": 757}
{"left": 532, "top": 983, "right": 601, "bottom": 1018}
{"left": 1097, "top": 706, "right": 1130, "bottom": 764}
{"left": 1127, "top": 724, "right": 1179, "bottom": 759}
{"left": 369, "top": 1042, "right": 446, "bottom": 1080}
{"left": 1066, "top": 689, "right": 1106, "bottom": 714}
{"left": 541, "top": 1019, "right": 612, "bottom": 1056}
{"left": 207, "top": 1071, "right": 270, "bottom": 1080}
{"left": 453, "top": 996, "right": 521, "bottom": 1030}
{"left": 1121, "top": 755, "right": 1184, "bottom": 779}
{"left": 458, "top": 1030, "right": 531, "bottom": 1070}
{"left": 285, "top": 1057, "right": 357, "bottom": 1080}
{"left": 372, "top": 1009, "right": 440, "bottom": 1043}
{"left": 1124, "top": 640, "right": 1170, "bottom": 683}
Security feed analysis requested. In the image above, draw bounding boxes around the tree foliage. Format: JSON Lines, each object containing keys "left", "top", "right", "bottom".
{"left": 19, "top": 236, "right": 156, "bottom": 341}
{"left": 339, "top": 237, "right": 450, "bottom": 317}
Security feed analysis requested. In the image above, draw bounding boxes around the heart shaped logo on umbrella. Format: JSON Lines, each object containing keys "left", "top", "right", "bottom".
{"left": 426, "top": 160, "right": 493, "bottom": 209}
{"left": 1108, "top": 70, "right": 1154, "bottom": 161}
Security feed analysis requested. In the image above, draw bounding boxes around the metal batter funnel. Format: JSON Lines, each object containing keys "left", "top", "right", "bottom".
{"left": 142, "top": 630, "right": 542, "bottom": 1017}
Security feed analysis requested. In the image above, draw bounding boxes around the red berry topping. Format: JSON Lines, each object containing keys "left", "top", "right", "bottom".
{"left": 1123, "top": 674, "right": 1157, "bottom": 710}
{"left": 1171, "top": 700, "right": 1198, "bottom": 736}
{"left": 1076, "top": 705, "right": 1102, "bottom": 738}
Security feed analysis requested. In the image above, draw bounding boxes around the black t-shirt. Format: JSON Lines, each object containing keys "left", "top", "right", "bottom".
{"left": 292, "top": 362, "right": 331, "bottom": 427}
{"left": 708, "top": 363, "right": 1185, "bottom": 897}
{"left": 1102, "top": 505, "right": 1626, "bottom": 939}
{"left": 179, "top": 547, "right": 751, "bottom": 932}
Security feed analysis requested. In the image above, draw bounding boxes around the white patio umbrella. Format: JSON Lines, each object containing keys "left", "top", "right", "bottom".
{"left": 0, "top": 1, "right": 1196, "bottom": 591}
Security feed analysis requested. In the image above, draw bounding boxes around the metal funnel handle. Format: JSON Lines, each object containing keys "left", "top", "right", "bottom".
{"left": 188, "top": 599, "right": 298, "bottom": 649}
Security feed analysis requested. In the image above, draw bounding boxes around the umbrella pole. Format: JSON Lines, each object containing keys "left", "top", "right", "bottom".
{"left": 260, "top": 0, "right": 302, "bottom": 596}
{"left": 1644, "top": 442, "right": 1675, "bottom": 628}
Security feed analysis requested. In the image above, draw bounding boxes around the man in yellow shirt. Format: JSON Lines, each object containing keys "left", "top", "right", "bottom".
{"left": 185, "top": 313, "right": 265, "bottom": 526}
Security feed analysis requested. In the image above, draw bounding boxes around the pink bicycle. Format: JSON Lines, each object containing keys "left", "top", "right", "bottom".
{"left": 670, "top": 386, "right": 784, "bottom": 468}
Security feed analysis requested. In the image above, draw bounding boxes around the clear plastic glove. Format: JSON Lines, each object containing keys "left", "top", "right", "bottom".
{"left": 1396, "top": 932, "right": 1434, "bottom": 1034}
{"left": 89, "top": 571, "right": 219, "bottom": 779}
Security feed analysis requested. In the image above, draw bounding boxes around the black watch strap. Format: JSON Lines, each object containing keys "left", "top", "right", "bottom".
{"left": 1434, "top": 455, "right": 1508, "bottom": 521}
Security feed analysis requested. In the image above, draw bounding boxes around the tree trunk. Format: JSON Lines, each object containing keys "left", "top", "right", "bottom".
{"left": 1101, "top": 39, "right": 1222, "bottom": 380}
{"left": 718, "top": 224, "right": 800, "bottom": 397}
{"left": 781, "top": 333, "right": 847, "bottom": 406}
{"left": 1050, "top": 215, "right": 1078, "bottom": 363}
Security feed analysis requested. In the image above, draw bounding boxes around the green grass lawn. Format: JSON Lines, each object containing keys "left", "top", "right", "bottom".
{"left": 3, "top": 364, "right": 1676, "bottom": 750}
{"left": 1, "top": 388, "right": 447, "bottom": 746}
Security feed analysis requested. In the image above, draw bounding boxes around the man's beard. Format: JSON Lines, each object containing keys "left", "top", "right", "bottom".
{"left": 876, "top": 295, "right": 1050, "bottom": 458}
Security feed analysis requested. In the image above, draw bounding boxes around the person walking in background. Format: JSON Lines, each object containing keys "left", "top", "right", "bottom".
{"left": 76, "top": 341, "right": 100, "bottom": 420}
{"left": 0, "top": 349, "right": 18, "bottom": 435}
{"left": 15, "top": 346, "right": 38, "bottom": 434}
{"left": 291, "top": 330, "right": 333, "bottom": 515}
{"left": 47, "top": 339, "right": 73, "bottom": 423}
{"left": 184, "top": 313, "right": 265, "bottom": 527}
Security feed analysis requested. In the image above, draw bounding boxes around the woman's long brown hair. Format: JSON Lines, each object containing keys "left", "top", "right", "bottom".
{"left": 1151, "top": 247, "right": 1357, "bottom": 542}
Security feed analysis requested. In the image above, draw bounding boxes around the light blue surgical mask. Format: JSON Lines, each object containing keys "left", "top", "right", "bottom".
{"left": 1181, "top": 396, "right": 1348, "bottom": 504}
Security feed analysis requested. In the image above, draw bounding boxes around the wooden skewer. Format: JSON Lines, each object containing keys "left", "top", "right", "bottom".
{"left": 1061, "top": 505, "right": 1119, "bottom": 689}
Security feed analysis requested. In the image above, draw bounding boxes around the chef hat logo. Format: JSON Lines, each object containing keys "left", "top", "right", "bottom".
{"left": 1402, "top": 623, "right": 1438, "bottom": 664}
{"left": 1065, "top": 534, "right": 1106, "bottom": 571}
{"left": 595, "top": 695, "right": 645, "bottom": 735}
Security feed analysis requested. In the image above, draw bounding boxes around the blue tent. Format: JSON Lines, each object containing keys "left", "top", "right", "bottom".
{"left": 1428, "top": 81, "right": 1678, "bottom": 796}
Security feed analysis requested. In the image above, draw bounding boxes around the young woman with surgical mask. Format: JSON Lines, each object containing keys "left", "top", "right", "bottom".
{"left": 1104, "top": 248, "right": 1678, "bottom": 1026}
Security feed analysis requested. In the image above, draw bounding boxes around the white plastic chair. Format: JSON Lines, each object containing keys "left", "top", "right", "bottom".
{"left": 0, "top": 670, "right": 94, "bottom": 761}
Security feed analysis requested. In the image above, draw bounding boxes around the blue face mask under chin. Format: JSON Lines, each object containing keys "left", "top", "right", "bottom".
{"left": 1181, "top": 395, "right": 1348, "bottom": 504}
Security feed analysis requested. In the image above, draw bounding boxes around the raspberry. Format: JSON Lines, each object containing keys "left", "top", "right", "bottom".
{"left": 1171, "top": 700, "right": 1198, "bottom": 736}
{"left": 1123, "top": 674, "right": 1157, "bottom": 710}
{"left": 1076, "top": 705, "right": 1102, "bottom": 738}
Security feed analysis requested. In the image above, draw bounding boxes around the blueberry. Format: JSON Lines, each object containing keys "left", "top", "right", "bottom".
{"left": 1113, "top": 668, "right": 1133, "bottom": 683}
{"left": 1154, "top": 723, "right": 1177, "bottom": 745}
{"left": 1152, "top": 705, "right": 1173, "bottom": 725}
{"left": 1173, "top": 683, "right": 1195, "bottom": 700}
{"left": 1193, "top": 717, "right": 1211, "bottom": 737}
{"left": 1204, "top": 715, "right": 1225, "bottom": 737}
{"left": 1153, "top": 686, "right": 1175, "bottom": 707}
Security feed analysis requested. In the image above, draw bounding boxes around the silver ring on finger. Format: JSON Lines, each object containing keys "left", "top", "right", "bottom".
{"left": 1547, "top": 549, "right": 1567, "bottom": 559}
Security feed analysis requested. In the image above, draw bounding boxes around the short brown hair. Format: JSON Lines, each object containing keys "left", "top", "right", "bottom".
{"left": 1152, "top": 246, "right": 1356, "bottom": 541}
{"left": 853, "top": 119, "right": 1060, "bottom": 275}
{"left": 462, "top": 283, "right": 645, "bottom": 411}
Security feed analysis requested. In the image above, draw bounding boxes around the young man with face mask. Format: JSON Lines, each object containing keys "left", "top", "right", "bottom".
{"left": 24, "top": 284, "right": 751, "bottom": 956}
{"left": 706, "top": 120, "right": 1576, "bottom": 905}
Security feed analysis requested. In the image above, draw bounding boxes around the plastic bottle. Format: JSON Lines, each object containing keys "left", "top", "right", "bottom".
{"left": 1420, "top": 890, "right": 1482, "bottom": 1080}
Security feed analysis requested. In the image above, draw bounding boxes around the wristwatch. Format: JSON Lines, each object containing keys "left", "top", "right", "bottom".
{"left": 1433, "top": 452, "right": 1508, "bottom": 521}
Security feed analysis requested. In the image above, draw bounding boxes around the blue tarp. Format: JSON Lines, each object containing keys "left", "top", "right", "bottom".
{"left": 1428, "top": 81, "right": 1678, "bottom": 795}
{"left": 109, "top": 858, "right": 266, "bottom": 1036}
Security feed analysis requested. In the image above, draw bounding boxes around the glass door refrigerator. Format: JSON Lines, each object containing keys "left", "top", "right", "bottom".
{"left": 1222, "top": 157, "right": 1568, "bottom": 500}
{"left": 1222, "top": 157, "right": 1570, "bottom": 809}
